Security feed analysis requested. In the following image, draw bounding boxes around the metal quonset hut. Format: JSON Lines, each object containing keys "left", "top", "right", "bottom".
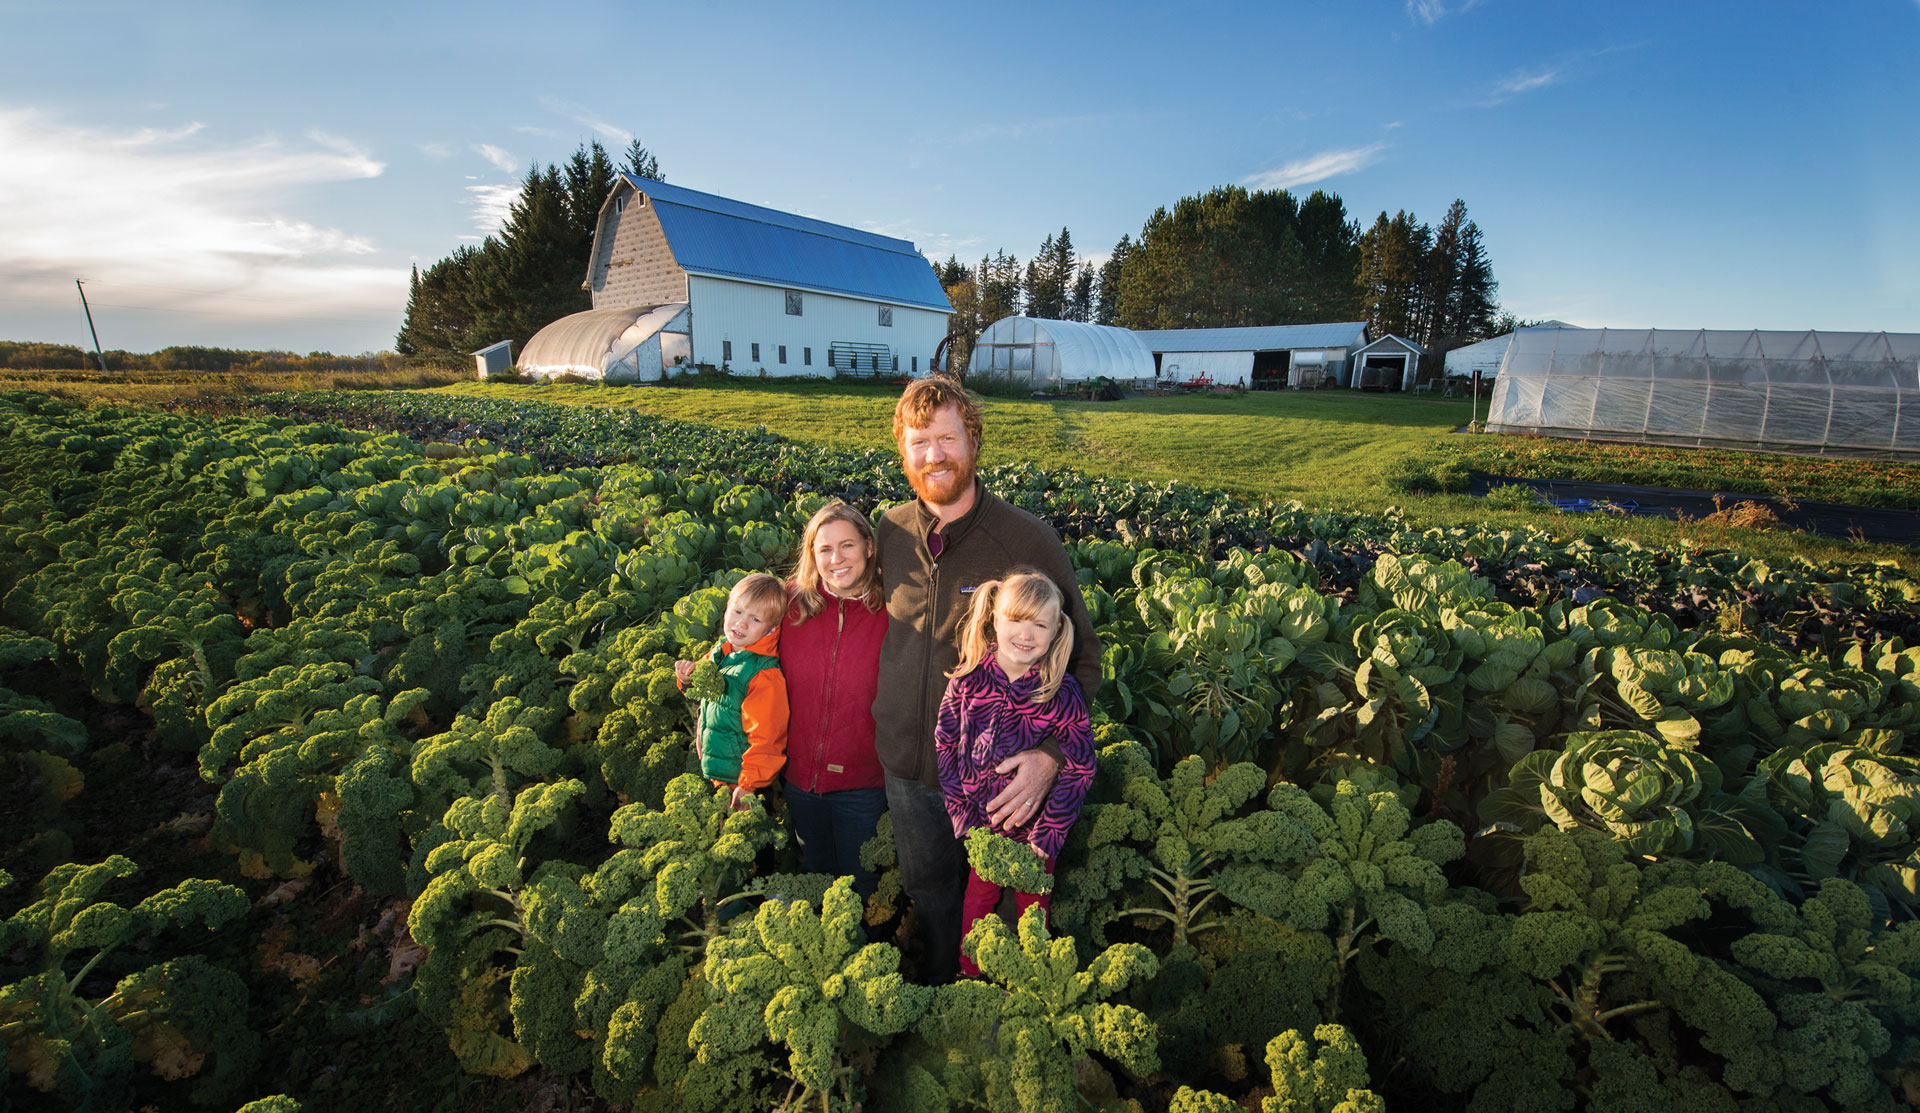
{"left": 517, "top": 304, "right": 691, "bottom": 382}
{"left": 967, "top": 316, "right": 1154, "bottom": 385}
{"left": 1485, "top": 327, "right": 1920, "bottom": 457}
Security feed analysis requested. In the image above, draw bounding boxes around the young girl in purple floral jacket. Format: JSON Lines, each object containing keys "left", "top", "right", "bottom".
{"left": 934, "top": 568, "right": 1095, "bottom": 976}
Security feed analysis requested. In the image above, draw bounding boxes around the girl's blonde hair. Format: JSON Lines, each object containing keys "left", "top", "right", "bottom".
{"left": 786, "top": 500, "right": 882, "bottom": 622}
{"left": 948, "top": 568, "right": 1074, "bottom": 703}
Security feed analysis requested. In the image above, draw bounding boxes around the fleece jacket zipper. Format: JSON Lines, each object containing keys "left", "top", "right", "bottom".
{"left": 806, "top": 600, "right": 845, "bottom": 793}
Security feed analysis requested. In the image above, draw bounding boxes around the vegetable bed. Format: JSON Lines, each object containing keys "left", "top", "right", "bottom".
{"left": 2, "top": 390, "right": 1917, "bottom": 1112}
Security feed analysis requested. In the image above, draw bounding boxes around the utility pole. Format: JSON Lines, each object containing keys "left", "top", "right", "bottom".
{"left": 76, "top": 280, "right": 108, "bottom": 373}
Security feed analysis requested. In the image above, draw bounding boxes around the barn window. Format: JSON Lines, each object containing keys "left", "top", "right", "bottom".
{"left": 786, "top": 291, "right": 803, "bottom": 316}
{"left": 779, "top": 345, "right": 788, "bottom": 364}
{"left": 892, "top": 355, "right": 899, "bottom": 371}
{"left": 803, "top": 347, "right": 812, "bottom": 366}
{"left": 912, "top": 356, "right": 918, "bottom": 373}
{"left": 751, "top": 343, "right": 760, "bottom": 361}
{"left": 878, "top": 306, "right": 893, "bottom": 327}
{"left": 613, "top": 195, "right": 626, "bottom": 214}
{"left": 723, "top": 340, "right": 732, "bottom": 362}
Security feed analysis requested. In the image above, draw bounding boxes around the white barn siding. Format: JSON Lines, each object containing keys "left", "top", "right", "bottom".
{"left": 1158, "top": 350, "right": 1253, "bottom": 387}
{"left": 591, "top": 191, "right": 688, "bottom": 310}
{"left": 688, "top": 275, "right": 947, "bottom": 377}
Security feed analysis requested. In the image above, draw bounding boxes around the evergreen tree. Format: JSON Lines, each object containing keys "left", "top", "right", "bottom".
{"left": 563, "top": 140, "right": 618, "bottom": 254}
{"left": 1295, "top": 190, "right": 1363, "bottom": 320}
{"left": 1454, "top": 216, "right": 1499, "bottom": 341}
{"left": 1356, "top": 210, "right": 1427, "bottom": 341}
{"left": 1025, "top": 229, "right": 1079, "bottom": 320}
{"left": 467, "top": 164, "right": 585, "bottom": 354}
{"left": 621, "top": 137, "right": 664, "bottom": 181}
{"left": 1116, "top": 185, "right": 1312, "bottom": 329}
{"left": 1069, "top": 261, "right": 1095, "bottom": 323}
{"left": 394, "top": 246, "right": 485, "bottom": 362}
{"left": 1095, "top": 235, "right": 1130, "bottom": 325}
{"left": 397, "top": 139, "right": 666, "bottom": 365}
{"left": 977, "top": 250, "right": 1023, "bottom": 325}
{"left": 938, "top": 254, "right": 969, "bottom": 287}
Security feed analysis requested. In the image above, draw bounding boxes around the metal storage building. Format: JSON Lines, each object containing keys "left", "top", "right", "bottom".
{"left": 1485, "top": 327, "right": 1920, "bottom": 458}
{"left": 1133, "top": 322, "right": 1369, "bottom": 389}
{"left": 520, "top": 175, "right": 951, "bottom": 380}
{"left": 968, "top": 317, "right": 1368, "bottom": 389}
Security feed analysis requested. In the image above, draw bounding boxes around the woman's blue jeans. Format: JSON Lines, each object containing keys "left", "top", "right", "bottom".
{"left": 783, "top": 783, "right": 888, "bottom": 900}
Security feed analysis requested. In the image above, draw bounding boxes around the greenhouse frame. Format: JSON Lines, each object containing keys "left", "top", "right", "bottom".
{"left": 1484, "top": 327, "right": 1920, "bottom": 458}
{"left": 966, "top": 316, "right": 1155, "bottom": 385}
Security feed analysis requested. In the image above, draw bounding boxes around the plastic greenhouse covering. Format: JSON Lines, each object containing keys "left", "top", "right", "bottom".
{"left": 1485, "top": 327, "right": 1920, "bottom": 457}
{"left": 968, "top": 316, "right": 1155, "bottom": 384}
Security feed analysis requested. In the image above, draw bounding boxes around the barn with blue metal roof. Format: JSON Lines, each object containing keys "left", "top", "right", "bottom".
{"left": 520, "top": 173, "right": 951, "bottom": 381}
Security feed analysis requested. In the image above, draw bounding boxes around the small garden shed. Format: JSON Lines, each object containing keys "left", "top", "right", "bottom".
{"left": 1351, "top": 334, "right": 1426, "bottom": 392}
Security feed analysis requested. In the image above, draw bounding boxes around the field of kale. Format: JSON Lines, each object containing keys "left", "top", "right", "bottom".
{"left": 2, "top": 388, "right": 1918, "bottom": 1112}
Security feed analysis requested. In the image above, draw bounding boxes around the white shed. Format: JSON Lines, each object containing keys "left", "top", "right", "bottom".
{"left": 471, "top": 340, "right": 513, "bottom": 379}
{"left": 1351, "top": 334, "right": 1428, "bottom": 392}
{"left": 967, "top": 316, "right": 1155, "bottom": 384}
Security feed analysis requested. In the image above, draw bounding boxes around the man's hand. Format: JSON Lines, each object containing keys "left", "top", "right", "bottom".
{"left": 985, "top": 749, "right": 1060, "bottom": 829}
{"left": 729, "top": 785, "right": 753, "bottom": 812}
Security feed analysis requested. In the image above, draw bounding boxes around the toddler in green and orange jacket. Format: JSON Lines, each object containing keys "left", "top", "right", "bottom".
{"left": 675, "top": 572, "right": 790, "bottom": 811}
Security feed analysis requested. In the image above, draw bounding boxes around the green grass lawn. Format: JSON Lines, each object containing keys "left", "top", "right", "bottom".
{"left": 432, "top": 380, "right": 1482, "bottom": 501}
{"left": 427, "top": 379, "right": 1920, "bottom": 569}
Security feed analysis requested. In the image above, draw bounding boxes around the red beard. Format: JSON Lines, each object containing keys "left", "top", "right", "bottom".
{"left": 906, "top": 451, "right": 977, "bottom": 507}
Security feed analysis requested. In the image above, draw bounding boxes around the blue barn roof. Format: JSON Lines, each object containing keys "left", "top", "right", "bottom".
{"left": 623, "top": 174, "right": 952, "bottom": 313}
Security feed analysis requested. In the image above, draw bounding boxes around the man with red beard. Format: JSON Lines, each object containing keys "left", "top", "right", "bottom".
{"left": 872, "top": 376, "right": 1101, "bottom": 984}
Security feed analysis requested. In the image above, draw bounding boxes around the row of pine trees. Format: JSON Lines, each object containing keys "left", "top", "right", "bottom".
{"left": 395, "top": 141, "right": 661, "bottom": 366}
{"left": 396, "top": 140, "right": 1506, "bottom": 376}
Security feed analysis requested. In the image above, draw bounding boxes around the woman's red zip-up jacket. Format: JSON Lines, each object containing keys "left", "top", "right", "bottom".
{"left": 779, "top": 583, "right": 888, "bottom": 794}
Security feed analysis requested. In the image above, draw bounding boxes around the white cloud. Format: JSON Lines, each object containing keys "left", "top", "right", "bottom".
{"left": 0, "top": 107, "right": 402, "bottom": 344}
{"left": 1493, "top": 66, "right": 1564, "bottom": 97}
{"left": 420, "top": 142, "right": 456, "bottom": 158}
{"left": 1243, "top": 144, "right": 1387, "bottom": 190}
{"left": 1407, "top": 0, "right": 1483, "bottom": 24}
{"left": 466, "top": 183, "right": 519, "bottom": 234}
{"left": 536, "top": 95, "right": 632, "bottom": 146}
{"left": 473, "top": 143, "right": 519, "bottom": 173}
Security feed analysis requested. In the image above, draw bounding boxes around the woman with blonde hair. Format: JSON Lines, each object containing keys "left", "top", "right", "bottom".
{"left": 779, "top": 500, "right": 890, "bottom": 897}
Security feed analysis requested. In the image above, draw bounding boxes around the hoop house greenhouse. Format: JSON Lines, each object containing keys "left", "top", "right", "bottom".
{"left": 967, "top": 316, "right": 1154, "bottom": 385}
{"left": 1485, "top": 327, "right": 1920, "bottom": 457}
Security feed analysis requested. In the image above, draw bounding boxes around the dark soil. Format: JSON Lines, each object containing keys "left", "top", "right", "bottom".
{"left": 1471, "top": 475, "right": 1920, "bottom": 546}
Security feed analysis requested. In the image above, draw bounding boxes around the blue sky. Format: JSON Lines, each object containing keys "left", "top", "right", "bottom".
{"left": 0, "top": 0, "right": 1914, "bottom": 354}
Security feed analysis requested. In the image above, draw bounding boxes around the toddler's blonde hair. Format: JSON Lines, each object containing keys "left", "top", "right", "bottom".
{"left": 947, "top": 568, "right": 1074, "bottom": 703}
{"left": 729, "top": 572, "right": 788, "bottom": 628}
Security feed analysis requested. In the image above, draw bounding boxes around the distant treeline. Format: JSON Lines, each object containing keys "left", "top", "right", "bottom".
{"left": 0, "top": 341, "right": 409, "bottom": 374}
{"left": 942, "top": 190, "right": 1504, "bottom": 377}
